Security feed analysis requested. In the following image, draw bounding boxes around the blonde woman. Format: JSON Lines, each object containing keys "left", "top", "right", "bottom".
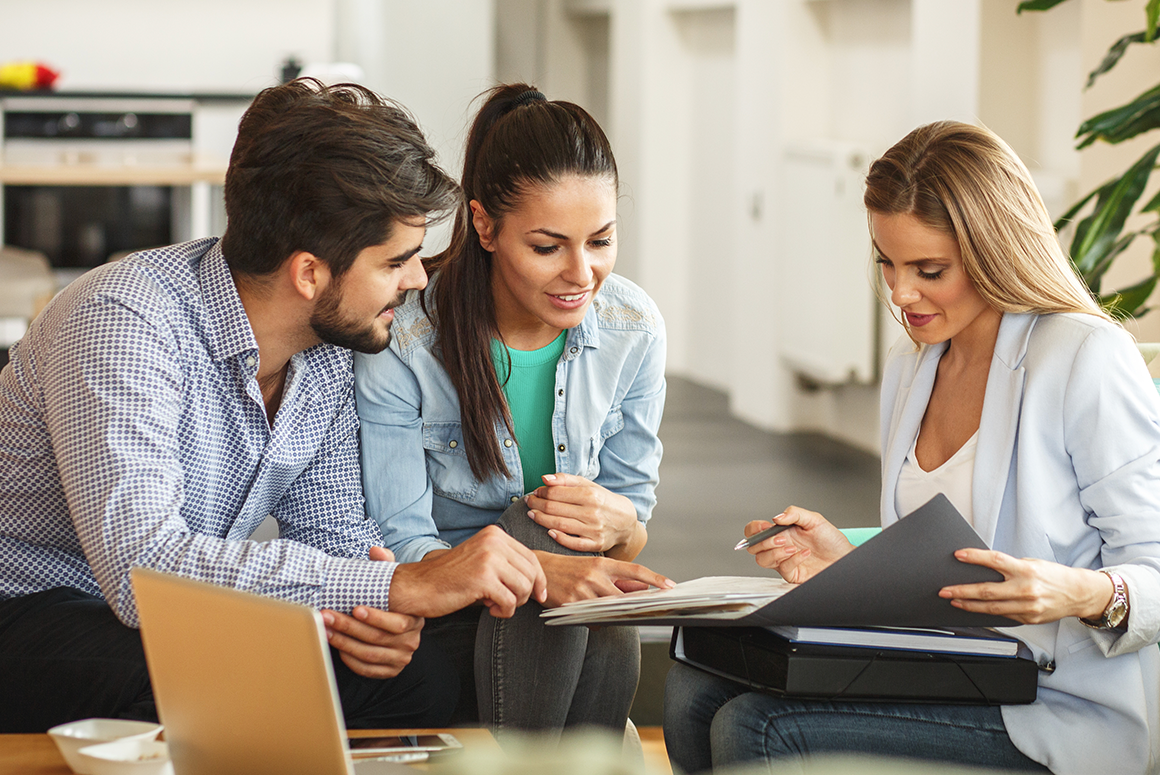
{"left": 664, "top": 122, "right": 1160, "bottom": 774}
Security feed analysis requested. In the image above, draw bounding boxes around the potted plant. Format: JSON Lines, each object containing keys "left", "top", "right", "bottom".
{"left": 1019, "top": 0, "right": 1160, "bottom": 318}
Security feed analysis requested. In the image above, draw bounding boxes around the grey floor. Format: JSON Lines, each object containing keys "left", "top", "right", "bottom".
{"left": 634, "top": 376, "right": 881, "bottom": 583}
{"left": 628, "top": 376, "right": 881, "bottom": 726}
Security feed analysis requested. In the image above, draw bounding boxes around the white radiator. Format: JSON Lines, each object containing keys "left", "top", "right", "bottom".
{"left": 778, "top": 139, "right": 877, "bottom": 385}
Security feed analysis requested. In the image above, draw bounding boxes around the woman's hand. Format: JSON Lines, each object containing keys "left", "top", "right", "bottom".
{"left": 321, "top": 607, "right": 424, "bottom": 678}
{"left": 535, "top": 551, "right": 674, "bottom": 608}
{"left": 320, "top": 545, "right": 419, "bottom": 679}
{"left": 525, "top": 473, "right": 642, "bottom": 558}
{"left": 746, "top": 507, "right": 854, "bottom": 584}
{"left": 939, "top": 549, "right": 1116, "bottom": 625}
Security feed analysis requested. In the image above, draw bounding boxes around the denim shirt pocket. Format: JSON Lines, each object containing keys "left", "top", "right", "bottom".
{"left": 422, "top": 421, "right": 480, "bottom": 500}
{"left": 583, "top": 406, "right": 624, "bottom": 479}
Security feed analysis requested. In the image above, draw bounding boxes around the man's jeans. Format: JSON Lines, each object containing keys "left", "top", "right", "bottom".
{"left": 663, "top": 662, "right": 1050, "bottom": 774}
{"left": 423, "top": 499, "right": 640, "bottom": 742}
{"left": 0, "top": 585, "right": 458, "bottom": 733}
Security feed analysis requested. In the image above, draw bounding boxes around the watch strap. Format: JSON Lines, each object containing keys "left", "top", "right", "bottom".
{"left": 1080, "top": 570, "right": 1128, "bottom": 630}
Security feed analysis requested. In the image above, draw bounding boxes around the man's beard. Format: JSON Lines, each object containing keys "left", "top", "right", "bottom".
{"left": 310, "top": 281, "right": 402, "bottom": 355}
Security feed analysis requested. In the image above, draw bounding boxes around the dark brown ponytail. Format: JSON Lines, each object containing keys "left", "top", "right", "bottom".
{"left": 424, "top": 83, "right": 617, "bottom": 481}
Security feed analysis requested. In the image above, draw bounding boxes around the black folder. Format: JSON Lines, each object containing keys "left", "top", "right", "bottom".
{"left": 671, "top": 625, "right": 1038, "bottom": 704}
{"left": 544, "top": 495, "right": 1016, "bottom": 629}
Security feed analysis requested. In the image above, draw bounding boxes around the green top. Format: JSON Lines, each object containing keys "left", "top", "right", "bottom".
{"left": 841, "top": 527, "right": 881, "bottom": 547}
{"left": 491, "top": 331, "right": 567, "bottom": 494}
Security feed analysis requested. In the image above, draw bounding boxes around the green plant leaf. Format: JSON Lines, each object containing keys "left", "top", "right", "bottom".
{"left": 1085, "top": 231, "right": 1139, "bottom": 291}
{"left": 1071, "top": 180, "right": 1132, "bottom": 274}
{"left": 1086, "top": 32, "right": 1147, "bottom": 88}
{"left": 1017, "top": 0, "right": 1071, "bottom": 11}
{"left": 1076, "top": 84, "right": 1160, "bottom": 147}
{"left": 1102, "top": 274, "right": 1158, "bottom": 318}
{"left": 1026, "top": 0, "right": 1160, "bottom": 321}
{"left": 1055, "top": 182, "right": 1107, "bottom": 232}
{"left": 1142, "top": 186, "right": 1160, "bottom": 215}
{"left": 1070, "top": 143, "right": 1160, "bottom": 276}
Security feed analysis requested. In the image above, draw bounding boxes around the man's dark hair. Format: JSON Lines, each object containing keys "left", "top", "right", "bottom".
{"left": 221, "top": 78, "right": 459, "bottom": 278}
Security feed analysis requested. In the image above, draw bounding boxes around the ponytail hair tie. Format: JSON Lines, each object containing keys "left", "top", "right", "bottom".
{"left": 509, "top": 89, "right": 546, "bottom": 111}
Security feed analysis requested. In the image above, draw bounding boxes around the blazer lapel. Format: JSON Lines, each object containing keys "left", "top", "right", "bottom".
{"left": 970, "top": 313, "right": 1035, "bottom": 547}
{"left": 881, "top": 341, "right": 946, "bottom": 527}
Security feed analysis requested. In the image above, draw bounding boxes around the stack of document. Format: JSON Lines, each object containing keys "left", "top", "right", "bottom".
{"left": 767, "top": 625, "right": 1020, "bottom": 657}
{"left": 541, "top": 576, "right": 793, "bottom": 626}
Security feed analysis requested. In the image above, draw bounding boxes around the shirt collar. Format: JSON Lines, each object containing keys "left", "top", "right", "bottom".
{"left": 199, "top": 241, "right": 260, "bottom": 362}
{"left": 565, "top": 298, "right": 601, "bottom": 356}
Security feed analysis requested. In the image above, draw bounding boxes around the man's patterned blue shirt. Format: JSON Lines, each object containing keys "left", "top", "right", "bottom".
{"left": 0, "top": 238, "right": 396, "bottom": 626}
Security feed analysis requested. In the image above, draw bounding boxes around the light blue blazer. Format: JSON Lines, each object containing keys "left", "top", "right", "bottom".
{"left": 880, "top": 312, "right": 1160, "bottom": 775}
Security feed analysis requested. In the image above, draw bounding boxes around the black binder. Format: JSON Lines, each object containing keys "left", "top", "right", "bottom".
{"left": 671, "top": 626, "right": 1038, "bottom": 705}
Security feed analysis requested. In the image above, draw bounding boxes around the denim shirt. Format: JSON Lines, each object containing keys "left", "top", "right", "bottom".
{"left": 354, "top": 273, "right": 667, "bottom": 564}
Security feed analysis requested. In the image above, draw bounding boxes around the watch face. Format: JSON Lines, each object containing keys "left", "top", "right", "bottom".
{"left": 1107, "top": 598, "right": 1129, "bottom": 629}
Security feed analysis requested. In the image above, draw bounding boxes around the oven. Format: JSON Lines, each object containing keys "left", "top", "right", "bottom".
{"left": 0, "top": 92, "right": 248, "bottom": 360}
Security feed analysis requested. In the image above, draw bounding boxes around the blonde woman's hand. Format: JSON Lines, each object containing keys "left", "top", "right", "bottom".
{"left": 525, "top": 473, "right": 641, "bottom": 557}
{"left": 939, "top": 549, "right": 1117, "bottom": 625}
{"left": 746, "top": 506, "right": 854, "bottom": 584}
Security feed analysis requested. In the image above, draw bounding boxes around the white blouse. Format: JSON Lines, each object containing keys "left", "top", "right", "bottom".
{"left": 895, "top": 430, "right": 978, "bottom": 526}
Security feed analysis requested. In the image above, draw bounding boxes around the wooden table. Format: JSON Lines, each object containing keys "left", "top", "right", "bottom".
{"left": 0, "top": 728, "right": 499, "bottom": 774}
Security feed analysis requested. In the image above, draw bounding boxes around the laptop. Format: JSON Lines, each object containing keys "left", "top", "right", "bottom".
{"left": 131, "top": 567, "right": 411, "bottom": 775}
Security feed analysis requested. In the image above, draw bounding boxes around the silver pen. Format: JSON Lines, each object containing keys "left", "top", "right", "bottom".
{"left": 733, "top": 523, "right": 791, "bottom": 551}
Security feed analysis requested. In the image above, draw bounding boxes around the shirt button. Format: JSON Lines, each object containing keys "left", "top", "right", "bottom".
{"left": 449, "top": 440, "right": 458, "bottom": 449}
{"left": 569, "top": 346, "right": 579, "bottom": 354}
{"left": 245, "top": 355, "right": 256, "bottom": 368}
{"left": 511, "top": 495, "right": 520, "bottom": 503}
{"left": 503, "top": 439, "right": 513, "bottom": 448}
{"left": 558, "top": 389, "right": 564, "bottom": 396}
{"left": 558, "top": 444, "right": 566, "bottom": 452}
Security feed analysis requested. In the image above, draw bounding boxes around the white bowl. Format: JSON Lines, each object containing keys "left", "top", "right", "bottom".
{"left": 47, "top": 719, "right": 163, "bottom": 775}
{"left": 76, "top": 739, "right": 173, "bottom": 775}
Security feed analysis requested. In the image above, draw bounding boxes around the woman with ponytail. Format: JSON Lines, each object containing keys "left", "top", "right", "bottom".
{"left": 353, "top": 84, "right": 671, "bottom": 739}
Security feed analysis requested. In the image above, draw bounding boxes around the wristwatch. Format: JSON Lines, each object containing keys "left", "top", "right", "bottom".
{"left": 1080, "top": 570, "right": 1129, "bottom": 630}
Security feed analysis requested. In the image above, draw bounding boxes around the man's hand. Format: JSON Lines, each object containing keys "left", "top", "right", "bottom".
{"left": 320, "top": 544, "right": 418, "bottom": 679}
{"left": 535, "top": 552, "right": 674, "bottom": 607}
{"left": 388, "top": 525, "right": 548, "bottom": 619}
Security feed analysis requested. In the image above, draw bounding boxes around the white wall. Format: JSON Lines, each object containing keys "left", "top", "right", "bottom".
{"left": 493, "top": 0, "right": 1115, "bottom": 455}
{"left": 0, "top": 0, "right": 336, "bottom": 93}
{"left": 7, "top": 0, "right": 1150, "bottom": 455}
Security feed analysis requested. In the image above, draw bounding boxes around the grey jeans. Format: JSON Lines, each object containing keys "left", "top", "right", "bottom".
{"left": 422, "top": 500, "right": 640, "bottom": 742}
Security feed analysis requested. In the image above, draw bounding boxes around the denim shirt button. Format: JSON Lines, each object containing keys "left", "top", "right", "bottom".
{"left": 557, "top": 389, "right": 564, "bottom": 396}
{"left": 510, "top": 495, "right": 520, "bottom": 503}
{"left": 449, "top": 440, "right": 458, "bottom": 449}
{"left": 558, "top": 444, "right": 566, "bottom": 452}
{"left": 569, "top": 346, "right": 579, "bottom": 354}
{"left": 503, "top": 439, "right": 513, "bottom": 447}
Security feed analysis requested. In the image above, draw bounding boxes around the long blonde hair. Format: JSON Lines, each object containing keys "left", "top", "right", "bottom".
{"left": 864, "top": 121, "right": 1108, "bottom": 323}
